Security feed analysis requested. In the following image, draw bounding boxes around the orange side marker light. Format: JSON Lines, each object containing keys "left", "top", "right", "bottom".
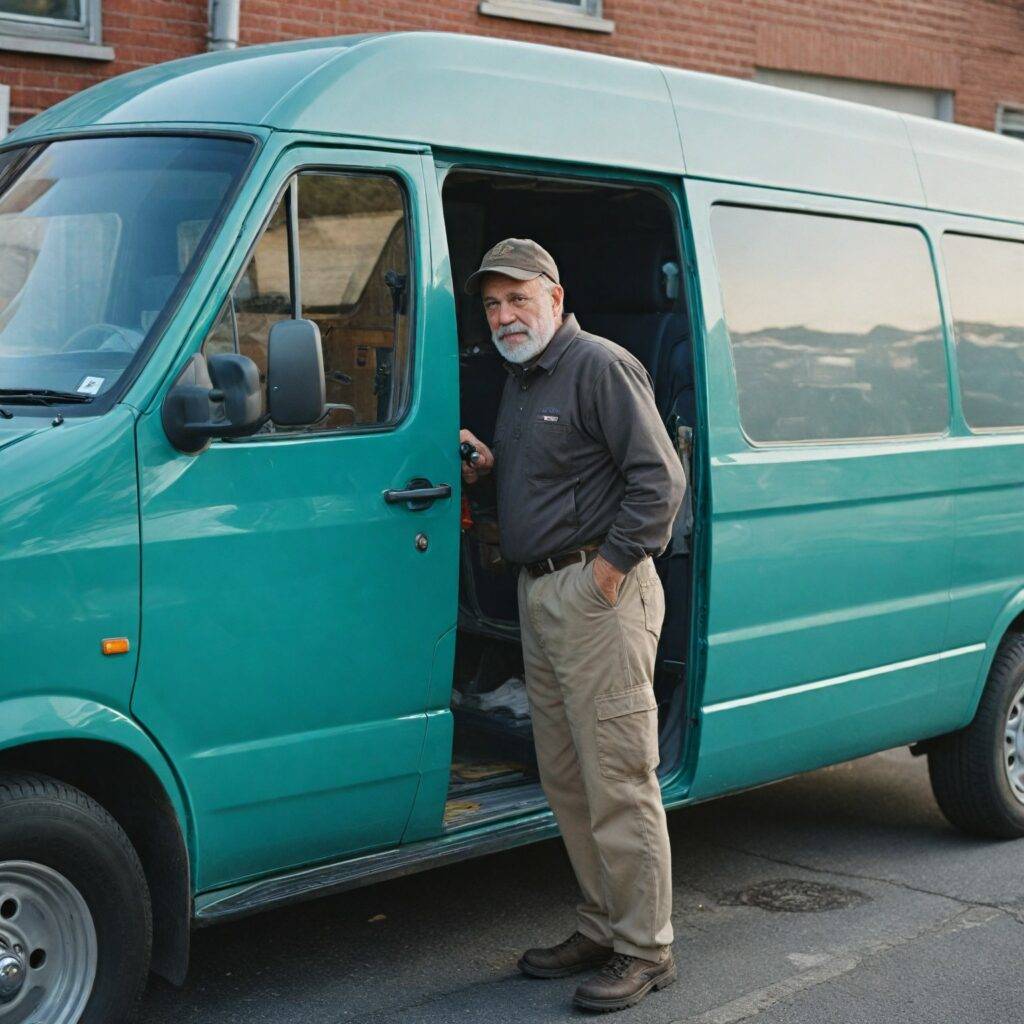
{"left": 101, "top": 637, "right": 131, "bottom": 656}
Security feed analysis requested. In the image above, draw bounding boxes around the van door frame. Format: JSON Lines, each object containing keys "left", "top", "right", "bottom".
{"left": 430, "top": 151, "right": 708, "bottom": 806}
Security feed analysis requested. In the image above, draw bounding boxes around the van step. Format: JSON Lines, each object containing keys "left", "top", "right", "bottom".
{"left": 194, "top": 811, "right": 558, "bottom": 926}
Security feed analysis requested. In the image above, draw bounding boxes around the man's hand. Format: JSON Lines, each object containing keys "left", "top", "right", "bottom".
{"left": 592, "top": 554, "right": 626, "bottom": 606}
{"left": 460, "top": 428, "right": 495, "bottom": 485}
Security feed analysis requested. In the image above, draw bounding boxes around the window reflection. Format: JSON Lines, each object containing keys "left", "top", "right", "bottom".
{"left": 943, "top": 233, "right": 1024, "bottom": 430}
{"left": 202, "top": 171, "right": 412, "bottom": 435}
{"left": 298, "top": 172, "right": 411, "bottom": 429}
{"left": 711, "top": 206, "right": 948, "bottom": 443}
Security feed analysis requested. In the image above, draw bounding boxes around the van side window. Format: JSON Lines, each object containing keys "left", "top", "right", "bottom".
{"left": 202, "top": 195, "right": 292, "bottom": 368}
{"left": 204, "top": 201, "right": 290, "bottom": 369}
{"left": 202, "top": 170, "right": 412, "bottom": 433}
{"left": 711, "top": 205, "right": 948, "bottom": 444}
{"left": 942, "top": 233, "right": 1024, "bottom": 430}
{"left": 298, "top": 172, "right": 412, "bottom": 429}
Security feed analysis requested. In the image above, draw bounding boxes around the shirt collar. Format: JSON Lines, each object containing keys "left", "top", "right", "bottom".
{"left": 535, "top": 313, "right": 580, "bottom": 374}
{"left": 504, "top": 313, "right": 580, "bottom": 382}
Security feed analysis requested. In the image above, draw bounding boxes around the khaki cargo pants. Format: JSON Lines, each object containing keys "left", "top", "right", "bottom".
{"left": 517, "top": 554, "right": 673, "bottom": 962}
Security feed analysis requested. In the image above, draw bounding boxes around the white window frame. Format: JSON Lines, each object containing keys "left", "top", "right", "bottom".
{"left": 479, "top": 0, "right": 613, "bottom": 34}
{"left": 0, "top": 0, "right": 112, "bottom": 60}
{"left": 997, "top": 105, "right": 1024, "bottom": 141}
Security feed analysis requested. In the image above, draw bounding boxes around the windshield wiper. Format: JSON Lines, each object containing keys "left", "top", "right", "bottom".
{"left": 0, "top": 388, "right": 94, "bottom": 406}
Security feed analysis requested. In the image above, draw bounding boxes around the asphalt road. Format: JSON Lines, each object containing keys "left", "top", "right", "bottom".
{"left": 140, "top": 747, "right": 1023, "bottom": 1023}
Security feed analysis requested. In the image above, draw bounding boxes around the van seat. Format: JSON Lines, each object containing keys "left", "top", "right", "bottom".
{"left": 583, "top": 311, "right": 691, "bottom": 421}
{"left": 560, "top": 236, "right": 693, "bottom": 422}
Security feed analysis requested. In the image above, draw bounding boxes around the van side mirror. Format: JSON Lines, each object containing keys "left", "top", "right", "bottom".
{"left": 267, "top": 318, "right": 325, "bottom": 426}
{"left": 162, "top": 352, "right": 266, "bottom": 454}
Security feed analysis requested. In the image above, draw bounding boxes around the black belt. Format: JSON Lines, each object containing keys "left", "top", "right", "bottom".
{"left": 524, "top": 544, "right": 601, "bottom": 579}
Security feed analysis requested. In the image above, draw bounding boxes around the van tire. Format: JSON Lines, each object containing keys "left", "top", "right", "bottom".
{"left": 927, "top": 633, "right": 1024, "bottom": 839}
{"left": 0, "top": 771, "right": 152, "bottom": 1024}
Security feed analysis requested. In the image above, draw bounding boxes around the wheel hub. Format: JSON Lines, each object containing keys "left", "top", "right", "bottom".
{"left": 0, "top": 945, "right": 25, "bottom": 1003}
{"left": 0, "top": 861, "right": 97, "bottom": 1024}
{"left": 1004, "top": 681, "right": 1024, "bottom": 805}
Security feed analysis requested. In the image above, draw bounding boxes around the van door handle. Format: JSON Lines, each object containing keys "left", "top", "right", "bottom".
{"left": 383, "top": 477, "right": 452, "bottom": 511}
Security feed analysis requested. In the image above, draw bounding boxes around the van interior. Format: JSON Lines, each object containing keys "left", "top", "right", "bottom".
{"left": 440, "top": 167, "right": 697, "bottom": 830}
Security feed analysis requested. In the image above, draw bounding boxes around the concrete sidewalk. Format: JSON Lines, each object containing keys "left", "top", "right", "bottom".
{"left": 140, "top": 747, "right": 1023, "bottom": 1023}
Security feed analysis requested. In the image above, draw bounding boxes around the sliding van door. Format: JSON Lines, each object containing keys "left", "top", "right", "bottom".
{"left": 685, "top": 180, "right": 960, "bottom": 798}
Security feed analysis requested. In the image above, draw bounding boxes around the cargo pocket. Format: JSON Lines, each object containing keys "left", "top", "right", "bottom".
{"left": 638, "top": 567, "right": 665, "bottom": 639}
{"left": 594, "top": 685, "right": 660, "bottom": 781}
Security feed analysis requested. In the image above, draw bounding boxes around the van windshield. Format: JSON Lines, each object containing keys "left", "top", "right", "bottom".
{"left": 0, "top": 134, "right": 252, "bottom": 408}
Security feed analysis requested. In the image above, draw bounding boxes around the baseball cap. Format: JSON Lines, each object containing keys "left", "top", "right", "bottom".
{"left": 464, "top": 238, "right": 560, "bottom": 295}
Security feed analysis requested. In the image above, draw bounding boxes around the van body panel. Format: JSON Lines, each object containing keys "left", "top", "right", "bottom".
{"left": 5, "top": 42, "right": 361, "bottom": 139}
{"left": 274, "top": 34, "right": 684, "bottom": 174}
{"left": 941, "top": 436, "right": 1024, "bottom": 725}
{"left": 398, "top": 620, "right": 455, "bottom": 843}
{"left": 9, "top": 35, "right": 684, "bottom": 176}
{"left": 904, "top": 115, "right": 1024, "bottom": 223}
{"left": 402, "top": 709, "right": 456, "bottom": 844}
{"left": 0, "top": 408, "right": 141, "bottom": 705}
{"left": 7, "top": 33, "right": 1021, "bottom": 221}
{"left": 129, "top": 145, "right": 461, "bottom": 892}
{"left": 0, "top": 422, "right": 44, "bottom": 452}
{"left": 686, "top": 179, "right": 959, "bottom": 798}
{"left": 921, "top": 216, "right": 1024, "bottom": 729}
{"left": 0, "top": 694, "right": 191, "bottom": 840}
{"left": 693, "top": 657, "right": 957, "bottom": 796}
{"left": 664, "top": 67, "right": 926, "bottom": 208}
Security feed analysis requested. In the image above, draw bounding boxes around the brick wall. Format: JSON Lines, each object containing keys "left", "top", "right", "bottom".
{"left": 3, "top": 0, "right": 206, "bottom": 125}
{"left": 4, "top": 0, "right": 1024, "bottom": 132}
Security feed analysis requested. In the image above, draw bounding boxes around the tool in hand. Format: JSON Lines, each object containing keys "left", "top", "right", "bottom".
{"left": 460, "top": 441, "right": 482, "bottom": 466}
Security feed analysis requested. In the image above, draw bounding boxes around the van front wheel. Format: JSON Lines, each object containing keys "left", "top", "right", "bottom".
{"left": 927, "top": 633, "right": 1024, "bottom": 838}
{"left": 0, "top": 772, "right": 152, "bottom": 1024}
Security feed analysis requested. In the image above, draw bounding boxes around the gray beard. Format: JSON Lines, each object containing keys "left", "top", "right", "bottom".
{"left": 492, "top": 319, "right": 555, "bottom": 364}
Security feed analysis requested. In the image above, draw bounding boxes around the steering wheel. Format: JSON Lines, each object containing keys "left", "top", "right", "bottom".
{"left": 59, "top": 322, "right": 143, "bottom": 354}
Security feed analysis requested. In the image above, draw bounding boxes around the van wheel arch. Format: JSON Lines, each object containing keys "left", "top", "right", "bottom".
{"left": 0, "top": 739, "right": 191, "bottom": 985}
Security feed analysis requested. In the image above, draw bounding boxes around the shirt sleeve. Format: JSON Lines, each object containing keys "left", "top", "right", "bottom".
{"left": 583, "top": 359, "right": 686, "bottom": 573}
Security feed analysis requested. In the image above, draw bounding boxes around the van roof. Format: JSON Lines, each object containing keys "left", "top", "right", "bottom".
{"left": 10, "top": 31, "right": 1024, "bottom": 223}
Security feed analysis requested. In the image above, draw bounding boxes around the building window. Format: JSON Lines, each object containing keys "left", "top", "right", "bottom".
{"left": 0, "top": 0, "right": 111, "bottom": 60}
{"left": 479, "top": 0, "right": 613, "bottom": 34}
{"left": 754, "top": 70, "right": 954, "bottom": 122}
{"left": 997, "top": 106, "right": 1024, "bottom": 140}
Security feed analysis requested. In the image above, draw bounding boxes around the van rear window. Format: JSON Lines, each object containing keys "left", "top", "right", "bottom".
{"left": 942, "top": 233, "right": 1024, "bottom": 431}
{"left": 711, "top": 205, "right": 948, "bottom": 444}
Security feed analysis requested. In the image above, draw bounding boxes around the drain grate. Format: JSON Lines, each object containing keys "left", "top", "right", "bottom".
{"left": 720, "top": 878, "right": 869, "bottom": 913}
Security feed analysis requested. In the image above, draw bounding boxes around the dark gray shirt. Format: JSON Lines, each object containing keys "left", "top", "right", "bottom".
{"left": 491, "top": 313, "right": 686, "bottom": 572}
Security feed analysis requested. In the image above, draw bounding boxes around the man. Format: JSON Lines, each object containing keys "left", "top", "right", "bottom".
{"left": 460, "top": 238, "right": 686, "bottom": 1013}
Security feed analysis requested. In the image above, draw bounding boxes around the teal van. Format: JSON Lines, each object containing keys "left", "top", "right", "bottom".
{"left": 2, "top": 30, "right": 1024, "bottom": 1023}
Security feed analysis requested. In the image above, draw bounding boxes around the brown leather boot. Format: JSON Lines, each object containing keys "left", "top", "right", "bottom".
{"left": 517, "top": 930, "right": 614, "bottom": 978}
{"left": 573, "top": 950, "right": 677, "bottom": 1012}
